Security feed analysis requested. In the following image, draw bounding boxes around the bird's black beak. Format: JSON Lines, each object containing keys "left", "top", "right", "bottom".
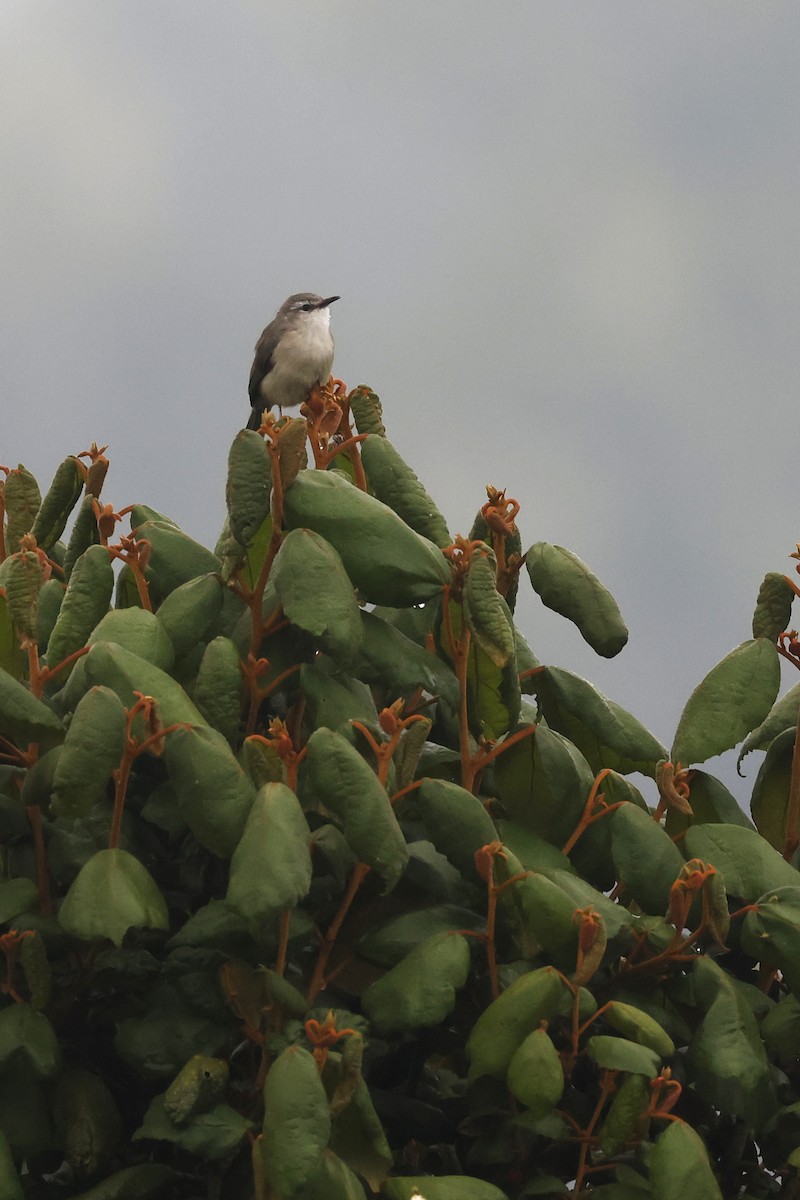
{"left": 319, "top": 295, "right": 340, "bottom": 308}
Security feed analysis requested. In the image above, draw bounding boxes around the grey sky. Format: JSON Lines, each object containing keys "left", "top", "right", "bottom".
{"left": 3, "top": 3, "right": 799, "bottom": 802}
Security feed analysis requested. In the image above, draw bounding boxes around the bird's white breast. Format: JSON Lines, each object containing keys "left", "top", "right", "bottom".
{"left": 263, "top": 307, "right": 334, "bottom": 407}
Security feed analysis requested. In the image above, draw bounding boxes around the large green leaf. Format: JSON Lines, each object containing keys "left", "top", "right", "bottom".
{"left": 303, "top": 727, "right": 408, "bottom": 891}
{"left": 739, "top": 679, "right": 800, "bottom": 767}
{"left": 225, "top": 428, "right": 272, "bottom": 546}
{"left": 685, "top": 958, "right": 774, "bottom": 1127}
{"left": 262, "top": 1046, "right": 331, "bottom": 1199}
{"left": 0, "top": 1003, "right": 61, "bottom": 1079}
{"left": 165, "top": 725, "right": 255, "bottom": 857}
{"left": 0, "top": 666, "right": 64, "bottom": 745}
{"left": 585, "top": 1035, "right": 661, "bottom": 1077}
{"left": 87, "top": 608, "right": 175, "bottom": 670}
{"left": 610, "top": 803, "right": 684, "bottom": 915}
{"left": 133, "top": 1095, "right": 252, "bottom": 1162}
{"left": 672, "top": 639, "right": 781, "bottom": 766}
{"left": 154, "top": 572, "right": 224, "bottom": 660}
{"left": 526, "top": 542, "right": 628, "bottom": 658}
{"left": 650, "top": 1120, "right": 723, "bottom": 1200}
{"left": 283, "top": 469, "right": 452, "bottom": 605}
{"left": 226, "top": 783, "right": 313, "bottom": 921}
{"left": 684, "top": 823, "right": 799, "bottom": 901}
{"left": 362, "top": 931, "right": 470, "bottom": 1033}
{"left": 271, "top": 528, "right": 362, "bottom": 665}
{"left": 133, "top": 520, "right": 221, "bottom": 608}
{"left": 51, "top": 1068, "right": 121, "bottom": 1175}
{"left": 358, "top": 905, "right": 482, "bottom": 967}
{"left": 533, "top": 667, "right": 666, "bottom": 777}
{"left": 59, "top": 849, "right": 168, "bottom": 947}
{"left": 352, "top": 609, "right": 459, "bottom": 709}
{"left": 51, "top": 686, "right": 126, "bottom": 818}
{"left": 750, "top": 726, "right": 793, "bottom": 851}
{"left": 405, "top": 778, "right": 497, "bottom": 882}
{"left": 77, "top": 641, "right": 207, "bottom": 727}
{"left": 493, "top": 723, "right": 593, "bottom": 846}
{"left": 467, "top": 966, "right": 572, "bottom": 1080}
{"left": 741, "top": 886, "right": 800, "bottom": 997}
{"left": 360, "top": 434, "right": 450, "bottom": 548}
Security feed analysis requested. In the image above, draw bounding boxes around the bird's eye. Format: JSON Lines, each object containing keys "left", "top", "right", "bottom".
{"left": 300, "top": 303, "right": 314, "bottom": 311}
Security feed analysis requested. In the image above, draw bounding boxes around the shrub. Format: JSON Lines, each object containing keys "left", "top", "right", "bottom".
{"left": 0, "top": 385, "right": 798, "bottom": 1199}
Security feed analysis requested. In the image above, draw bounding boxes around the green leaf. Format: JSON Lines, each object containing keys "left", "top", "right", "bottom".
{"left": 4, "top": 549, "right": 46, "bottom": 642}
{"left": 464, "top": 549, "right": 515, "bottom": 667}
{"left": 115, "top": 992, "right": 233, "bottom": 1079}
{"left": 87, "top": 608, "right": 175, "bottom": 669}
{"left": 0, "top": 592, "right": 24, "bottom": 678}
{"left": 665, "top": 768, "right": 755, "bottom": 839}
{"left": 52, "top": 686, "right": 126, "bottom": 818}
{"left": 304, "top": 1150, "right": 366, "bottom": 1200}
{"left": 227, "top": 782, "right": 313, "bottom": 921}
{"left": 155, "top": 572, "right": 224, "bottom": 659}
{"left": 494, "top": 849, "right": 579, "bottom": 966}
{"left": 650, "top": 1120, "right": 722, "bottom": 1200}
{"left": 63, "top": 495, "right": 100, "bottom": 582}
{"left": 4, "top": 464, "right": 41, "bottom": 549}
{"left": 526, "top": 542, "right": 628, "bottom": 658}
{"left": 0, "top": 877, "right": 38, "bottom": 923}
{"left": 59, "top": 848, "right": 168, "bottom": 947}
{"left": 271, "top": 528, "right": 362, "bottom": 663}
{"left": 672, "top": 639, "right": 781, "bottom": 766}
{"left": 741, "top": 886, "right": 800, "bottom": 997}
{"left": 405, "top": 778, "right": 498, "bottom": 882}
{"left": 29, "top": 456, "right": 85, "bottom": 550}
{"left": 610, "top": 803, "right": 684, "bottom": 915}
{"left": 383, "top": 1177, "right": 509, "bottom": 1200}
{"left": 133, "top": 519, "right": 221, "bottom": 608}
{"left": 467, "top": 966, "right": 572, "bottom": 1080}
{"left": 0, "top": 1065, "right": 52, "bottom": 1162}
{"left": 300, "top": 660, "right": 379, "bottom": 739}
{"left": 684, "top": 823, "right": 799, "bottom": 901}
{"left": 360, "top": 433, "right": 450, "bottom": 547}
{"left": 604, "top": 1002, "right": 675, "bottom": 1057}
{"left": 348, "top": 385, "right": 386, "bottom": 436}
{"left": 226, "top": 429, "right": 272, "bottom": 546}
{"left": 283, "top": 469, "right": 452, "bottom": 606}
{"left": 750, "top": 726, "right": 793, "bottom": 850}
{"left": 685, "top": 957, "right": 774, "bottom": 1127}
{"left": 192, "top": 635, "right": 242, "bottom": 743}
{"left": 0, "top": 1003, "right": 61, "bottom": 1079}
{"left": 362, "top": 931, "right": 471, "bottom": 1033}
{"left": 328, "top": 1074, "right": 392, "bottom": 1190}
{"left": 586, "top": 1035, "right": 661, "bottom": 1076}
{"left": 0, "top": 666, "right": 63, "bottom": 745}
{"left": 358, "top": 904, "right": 482, "bottom": 966}
{"left": 353, "top": 609, "right": 459, "bottom": 709}
{"left": 507, "top": 1027, "right": 564, "bottom": 1117}
{"left": 165, "top": 725, "right": 255, "bottom": 857}
{"left": 51, "top": 1068, "right": 121, "bottom": 1175}
{"left": 134, "top": 1094, "right": 252, "bottom": 1161}
{"left": 739, "top": 680, "right": 800, "bottom": 766}
{"left": 46, "top": 544, "right": 114, "bottom": 673}
{"left": 533, "top": 667, "right": 666, "bottom": 777}
{"left": 493, "top": 723, "right": 592, "bottom": 846}
{"left": 752, "top": 571, "right": 795, "bottom": 641}
{"left": 262, "top": 1046, "right": 331, "bottom": 1199}
{"left": 303, "top": 727, "right": 409, "bottom": 891}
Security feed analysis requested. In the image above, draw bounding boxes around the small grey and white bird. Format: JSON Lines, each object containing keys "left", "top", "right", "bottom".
{"left": 247, "top": 292, "right": 339, "bottom": 430}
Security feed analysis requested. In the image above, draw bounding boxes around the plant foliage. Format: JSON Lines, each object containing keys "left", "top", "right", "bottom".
{"left": 1, "top": 388, "right": 800, "bottom": 1198}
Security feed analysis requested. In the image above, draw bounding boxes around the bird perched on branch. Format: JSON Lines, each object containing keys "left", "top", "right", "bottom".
{"left": 247, "top": 292, "right": 339, "bottom": 430}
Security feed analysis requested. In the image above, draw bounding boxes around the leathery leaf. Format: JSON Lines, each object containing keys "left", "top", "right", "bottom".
{"left": 303, "top": 727, "right": 409, "bottom": 891}
{"left": 262, "top": 1046, "right": 331, "bottom": 1199}
{"left": 362, "top": 931, "right": 470, "bottom": 1034}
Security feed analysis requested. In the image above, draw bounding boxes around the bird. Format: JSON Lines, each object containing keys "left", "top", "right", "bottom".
{"left": 247, "top": 292, "right": 339, "bottom": 430}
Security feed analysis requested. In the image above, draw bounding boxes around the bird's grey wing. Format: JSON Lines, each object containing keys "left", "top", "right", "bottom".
{"left": 248, "top": 324, "right": 279, "bottom": 406}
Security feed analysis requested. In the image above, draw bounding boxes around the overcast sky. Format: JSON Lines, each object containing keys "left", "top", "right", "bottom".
{"left": 2, "top": 3, "right": 799, "bottom": 804}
